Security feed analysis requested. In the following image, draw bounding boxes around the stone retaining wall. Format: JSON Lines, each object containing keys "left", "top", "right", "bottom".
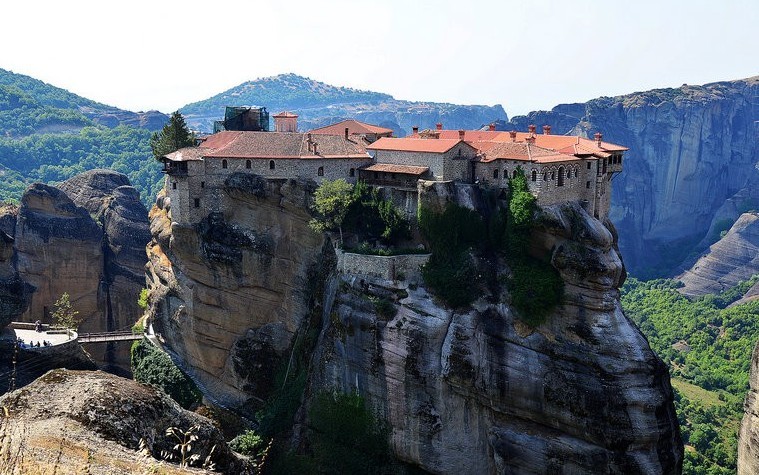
{"left": 335, "top": 249, "right": 430, "bottom": 281}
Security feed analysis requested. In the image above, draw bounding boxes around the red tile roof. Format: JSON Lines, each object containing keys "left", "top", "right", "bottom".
{"left": 168, "top": 131, "right": 370, "bottom": 161}
{"left": 309, "top": 119, "right": 393, "bottom": 136}
{"left": 361, "top": 164, "right": 429, "bottom": 175}
{"left": 367, "top": 137, "right": 474, "bottom": 154}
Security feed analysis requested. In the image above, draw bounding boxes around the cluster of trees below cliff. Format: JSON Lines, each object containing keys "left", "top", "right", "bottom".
{"left": 622, "top": 276, "right": 759, "bottom": 475}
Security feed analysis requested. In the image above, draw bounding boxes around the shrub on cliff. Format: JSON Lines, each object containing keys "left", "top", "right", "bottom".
{"left": 419, "top": 202, "right": 485, "bottom": 308}
{"left": 308, "top": 391, "right": 391, "bottom": 474}
{"left": 503, "top": 168, "right": 562, "bottom": 325}
{"left": 131, "top": 339, "right": 201, "bottom": 409}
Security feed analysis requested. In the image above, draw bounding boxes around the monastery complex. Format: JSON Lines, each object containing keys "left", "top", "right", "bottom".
{"left": 161, "top": 107, "right": 627, "bottom": 224}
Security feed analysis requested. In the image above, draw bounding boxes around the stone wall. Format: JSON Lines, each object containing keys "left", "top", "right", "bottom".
{"left": 165, "top": 156, "right": 372, "bottom": 225}
{"left": 335, "top": 249, "right": 430, "bottom": 281}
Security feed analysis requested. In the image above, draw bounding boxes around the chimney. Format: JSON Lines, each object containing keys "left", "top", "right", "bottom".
{"left": 313, "top": 142, "right": 318, "bottom": 155}
{"left": 489, "top": 123, "right": 496, "bottom": 132}
{"left": 528, "top": 124, "right": 536, "bottom": 135}
{"left": 594, "top": 132, "right": 603, "bottom": 146}
{"left": 436, "top": 122, "right": 443, "bottom": 131}
{"left": 509, "top": 130, "right": 517, "bottom": 142}
{"left": 344, "top": 127, "right": 349, "bottom": 139}
{"left": 458, "top": 130, "right": 465, "bottom": 140}
{"left": 412, "top": 126, "right": 419, "bottom": 135}
{"left": 526, "top": 135, "right": 536, "bottom": 144}
{"left": 543, "top": 125, "right": 551, "bottom": 135}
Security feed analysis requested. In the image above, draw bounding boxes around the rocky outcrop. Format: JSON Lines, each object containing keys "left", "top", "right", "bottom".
{"left": 146, "top": 177, "right": 682, "bottom": 473}
{"left": 308, "top": 191, "right": 681, "bottom": 474}
{"left": 507, "top": 77, "right": 759, "bottom": 277}
{"left": 145, "top": 175, "right": 324, "bottom": 406}
{"left": 14, "top": 183, "right": 103, "bottom": 326}
{"left": 0, "top": 369, "right": 251, "bottom": 474}
{"left": 3, "top": 171, "right": 150, "bottom": 371}
{"left": 678, "top": 212, "right": 759, "bottom": 296}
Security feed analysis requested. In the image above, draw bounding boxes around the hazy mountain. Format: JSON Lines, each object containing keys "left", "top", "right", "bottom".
{"left": 180, "top": 73, "right": 508, "bottom": 135}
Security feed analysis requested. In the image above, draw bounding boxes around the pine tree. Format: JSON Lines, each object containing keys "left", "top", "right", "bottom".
{"left": 51, "top": 292, "right": 80, "bottom": 339}
{"left": 150, "top": 111, "right": 195, "bottom": 160}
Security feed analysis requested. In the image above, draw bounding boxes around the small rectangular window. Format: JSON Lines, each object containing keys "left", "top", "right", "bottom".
{"left": 172, "top": 182, "right": 177, "bottom": 190}
{"left": 587, "top": 162, "right": 591, "bottom": 169}
{"left": 586, "top": 181, "right": 591, "bottom": 189}
{"left": 194, "top": 198, "right": 200, "bottom": 208}
{"left": 201, "top": 181, "right": 205, "bottom": 188}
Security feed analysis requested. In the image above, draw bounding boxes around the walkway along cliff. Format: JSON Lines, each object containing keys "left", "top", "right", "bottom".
{"left": 144, "top": 125, "right": 683, "bottom": 473}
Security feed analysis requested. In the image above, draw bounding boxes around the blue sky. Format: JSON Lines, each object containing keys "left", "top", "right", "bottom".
{"left": 2, "top": 0, "right": 756, "bottom": 116}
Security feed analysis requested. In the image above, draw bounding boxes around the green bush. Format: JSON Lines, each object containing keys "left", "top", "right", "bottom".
{"left": 508, "top": 258, "right": 564, "bottom": 326}
{"left": 418, "top": 202, "right": 485, "bottom": 308}
{"left": 130, "top": 339, "right": 201, "bottom": 409}
{"left": 229, "top": 429, "right": 266, "bottom": 457}
{"left": 308, "top": 391, "right": 391, "bottom": 474}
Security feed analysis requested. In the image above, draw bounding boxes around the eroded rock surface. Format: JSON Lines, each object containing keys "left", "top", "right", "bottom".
{"left": 3, "top": 171, "right": 150, "bottom": 371}
{"left": 0, "top": 369, "right": 251, "bottom": 474}
{"left": 146, "top": 178, "right": 682, "bottom": 473}
{"left": 678, "top": 212, "right": 759, "bottom": 296}
{"left": 145, "top": 175, "right": 324, "bottom": 406}
{"left": 739, "top": 342, "right": 759, "bottom": 474}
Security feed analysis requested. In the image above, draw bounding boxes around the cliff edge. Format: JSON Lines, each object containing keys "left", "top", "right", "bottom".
{"left": 145, "top": 176, "right": 682, "bottom": 473}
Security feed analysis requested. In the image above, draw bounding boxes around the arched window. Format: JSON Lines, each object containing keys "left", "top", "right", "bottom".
{"left": 318, "top": 166, "right": 324, "bottom": 177}
{"left": 543, "top": 172, "right": 548, "bottom": 181}
{"left": 575, "top": 168, "right": 579, "bottom": 178}
{"left": 269, "top": 160, "right": 275, "bottom": 170}
{"left": 349, "top": 168, "right": 355, "bottom": 177}
{"left": 222, "top": 159, "right": 228, "bottom": 169}
{"left": 550, "top": 171, "right": 555, "bottom": 180}
{"left": 493, "top": 169, "right": 499, "bottom": 179}
{"left": 246, "top": 160, "right": 251, "bottom": 169}
{"left": 557, "top": 167, "right": 565, "bottom": 187}
{"left": 531, "top": 170, "right": 537, "bottom": 182}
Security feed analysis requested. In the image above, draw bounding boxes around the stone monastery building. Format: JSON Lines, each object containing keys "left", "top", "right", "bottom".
{"left": 161, "top": 107, "right": 626, "bottom": 225}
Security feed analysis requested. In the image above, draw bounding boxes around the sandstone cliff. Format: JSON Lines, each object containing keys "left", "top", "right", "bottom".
{"left": 507, "top": 77, "right": 759, "bottom": 277}
{"left": 3, "top": 171, "right": 150, "bottom": 371}
{"left": 145, "top": 176, "right": 682, "bottom": 473}
{"left": 678, "top": 212, "right": 759, "bottom": 296}
{"left": 0, "top": 369, "right": 251, "bottom": 474}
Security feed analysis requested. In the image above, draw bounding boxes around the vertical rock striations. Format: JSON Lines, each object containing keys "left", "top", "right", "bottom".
{"left": 146, "top": 177, "right": 682, "bottom": 473}
{"left": 508, "top": 77, "right": 759, "bottom": 276}
{"left": 2, "top": 170, "right": 150, "bottom": 371}
{"left": 739, "top": 342, "right": 759, "bottom": 474}
{"left": 145, "top": 174, "right": 325, "bottom": 406}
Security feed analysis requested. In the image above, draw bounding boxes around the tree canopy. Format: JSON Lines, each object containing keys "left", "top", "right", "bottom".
{"left": 150, "top": 111, "right": 195, "bottom": 160}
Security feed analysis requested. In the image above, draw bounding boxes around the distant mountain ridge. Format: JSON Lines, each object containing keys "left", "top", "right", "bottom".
{"left": 180, "top": 73, "right": 508, "bottom": 135}
{"left": 0, "top": 68, "right": 167, "bottom": 135}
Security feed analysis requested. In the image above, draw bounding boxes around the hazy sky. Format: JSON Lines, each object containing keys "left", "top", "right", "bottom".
{"left": 2, "top": 0, "right": 756, "bottom": 117}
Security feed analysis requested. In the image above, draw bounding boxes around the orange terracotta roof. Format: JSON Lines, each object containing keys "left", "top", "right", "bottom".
{"left": 424, "top": 130, "right": 504, "bottom": 142}
{"left": 367, "top": 137, "right": 474, "bottom": 154}
{"left": 362, "top": 164, "right": 429, "bottom": 175}
{"left": 273, "top": 111, "right": 298, "bottom": 118}
{"left": 309, "top": 119, "right": 393, "bottom": 136}
{"left": 478, "top": 142, "right": 576, "bottom": 164}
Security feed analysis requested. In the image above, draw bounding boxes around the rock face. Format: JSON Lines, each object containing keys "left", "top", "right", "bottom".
{"left": 3, "top": 171, "right": 150, "bottom": 371}
{"left": 0, "top": 369, "right": 251, "bottom": 474}
{"left": 146, "top": 177, "right": 682, "bottom": 473}
{"left": 678, "top": 212, "right": 759, "bottom": 296}
{"left": 507, "top": 77, "right": 759, "bottom": 277}
{"left": 145, "top": 174, "right": 324, "bottom": 405}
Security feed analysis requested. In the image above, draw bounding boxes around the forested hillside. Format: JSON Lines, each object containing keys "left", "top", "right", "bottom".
{"left": 622, "top": 276, "right": 759, "bottom": 474}
{"left": 0, "top": 68, "right": 165, "bottom": 205}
